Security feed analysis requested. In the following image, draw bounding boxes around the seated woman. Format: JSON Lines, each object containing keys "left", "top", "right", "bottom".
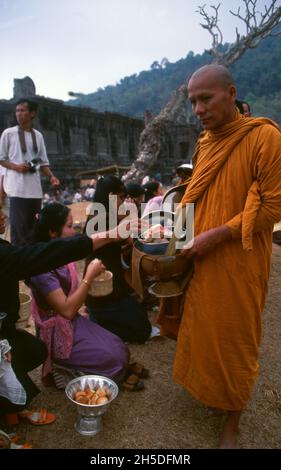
{"left": 85, "top": 176, "right": 152, "bottom": 343}
{"left": 28, "top": 203, "right": 129, "bottom": 386}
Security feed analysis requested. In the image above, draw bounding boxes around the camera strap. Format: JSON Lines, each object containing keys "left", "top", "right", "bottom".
{"left": 18, "top": 126, "right": 38, "bottom": 155}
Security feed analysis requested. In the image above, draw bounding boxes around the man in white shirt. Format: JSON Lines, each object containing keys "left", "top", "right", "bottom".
{"left": 0, "top": 165, "right": 5, "bottom": 206}
{"left": 0, "top": 99, "right": 59, "bottom": 245}
{"left": 0, "top": 166, "right": 8, "bottom": 240}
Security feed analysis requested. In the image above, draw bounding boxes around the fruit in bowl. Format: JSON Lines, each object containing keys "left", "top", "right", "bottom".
{"left": 65, "top": 375, "right": 119, "bottom": 436}
{"left": 74, "top": 387, "right": 110, "bottom": 405}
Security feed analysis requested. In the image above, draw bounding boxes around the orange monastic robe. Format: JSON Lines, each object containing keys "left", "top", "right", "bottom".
{"left": 173, "top": 113, "right": 281, "bottom": 410}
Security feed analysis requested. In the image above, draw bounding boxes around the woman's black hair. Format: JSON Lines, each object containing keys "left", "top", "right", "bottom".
{"left": 235, "top": 99, "right": 251, "bottom": 115}
{"left": 143, "top": 181, "right": 160, "bottom": 203}
{"left": 32, "top": 202, "right": 70, "bottom": 242}
{"left": 93, "top": 175, "right": 126, "bottom": 212}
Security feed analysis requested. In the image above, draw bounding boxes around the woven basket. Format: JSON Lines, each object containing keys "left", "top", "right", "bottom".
{"left": 88, "top": 271, "right": 113, "bottom": 297}
{"left": 16, "top": 292, "right": 31, "bottom": 328}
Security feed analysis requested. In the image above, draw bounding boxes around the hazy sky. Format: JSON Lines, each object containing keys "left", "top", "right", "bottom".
{"left": 0, "top": 0, "right": 278, "bottom": 100}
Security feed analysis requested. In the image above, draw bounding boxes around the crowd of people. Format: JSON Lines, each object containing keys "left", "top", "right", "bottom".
{"left": 0, "top": 63, "right": 281, "bottom": 449}
{"left": 42, "top": 182, "right": 96, "bottom": 208}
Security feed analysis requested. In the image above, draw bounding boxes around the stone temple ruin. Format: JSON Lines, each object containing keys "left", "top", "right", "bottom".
{"left": 0, "top": 77, "right": 198, "bottom": 186}
{"left": 13, "top": 76, "right": 36, "bottom": 99}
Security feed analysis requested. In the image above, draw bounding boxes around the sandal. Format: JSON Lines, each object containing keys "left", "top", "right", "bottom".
{"left": 122, "top": 373, "right": 145, "bottom": 391}
{"left": 4, "top": 431, "right": 19, "bottom": 443}
{"left": 129, "top": 362, "right": 149, "bottom": 379}
{"left": 0, "top": 430, "right": 32, "bottom": 449}
{"left": 0, "top": 430, "right": 11, "bottom": 449}
{"left": 18, "top": 408, "right": 56, "bottom": 425}
{"left": 10, "top": 442, "right": 33, "bottom": 449}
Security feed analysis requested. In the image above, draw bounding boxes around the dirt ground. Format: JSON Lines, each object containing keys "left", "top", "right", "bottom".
{"left": 2, "top": 203, "right": 281, "bottom": 449}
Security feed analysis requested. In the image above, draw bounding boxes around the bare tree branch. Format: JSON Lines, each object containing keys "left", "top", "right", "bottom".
{"left": 197, "top": 3, "right": 223, "bottom": 50}
{"left": 122, "top": 85, "right": 188, "bottom": 183}
{"left": 122, "top": 1, "right": 281, "bottom": 183}
{"left": 200, "top": 0, "right": 281, "bottom": 66}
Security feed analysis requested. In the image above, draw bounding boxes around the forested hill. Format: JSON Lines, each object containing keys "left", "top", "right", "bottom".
{"left": 67, "top": 33, "right": 281, "bottom": 123}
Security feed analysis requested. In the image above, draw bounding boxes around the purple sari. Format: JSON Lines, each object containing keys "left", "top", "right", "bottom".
{"left": 30, "top": 262, "right": 129, "bottom": 380}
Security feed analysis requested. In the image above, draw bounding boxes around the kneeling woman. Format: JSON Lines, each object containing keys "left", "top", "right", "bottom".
{"left": 28, "top": 203, "right": 129, "bottom": 383}
{"left": 85, "top": 176, "right": 152, "bottom": 343}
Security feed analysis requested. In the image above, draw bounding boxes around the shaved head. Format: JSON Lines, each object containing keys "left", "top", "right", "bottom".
{"left": 187, "top": 64, "right": 237, "bottom": 131}
{"left": 188, "top": 64, "right": 235, "bottom": 89}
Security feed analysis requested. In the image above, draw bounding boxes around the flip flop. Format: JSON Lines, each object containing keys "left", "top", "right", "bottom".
{"left": 18, "top": 408, "right": 56, "bottom": 425}
{"left": 7, "top": 432, "right": 19, "bottom": 443}
{"left": 0, "top": 430, "right": 32, "bottom": 449}
{"left": 10, "top": 441, "right": 33, "bottom": 449}
{"left": 0, "top": 430, "right": 11, "bottom": 449}
{"left": 129, "top": 362, "right": 149, "bottom": 379}
{"left": 122, "top": 373, "right": 145, "bottom": 391}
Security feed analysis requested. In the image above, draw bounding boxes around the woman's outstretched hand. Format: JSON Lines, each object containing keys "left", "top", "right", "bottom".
{"left": 111, "top": 218, "right": 148, "bottom": 242}
{"left": 90, "top": 218, "right": 149, "bottom": 250}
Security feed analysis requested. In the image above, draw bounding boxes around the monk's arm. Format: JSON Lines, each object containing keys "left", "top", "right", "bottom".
{"left": 181, "top": 225, "right": 232, "bottom": 258}
{"left": 226, "top": 126, "right": 281, "bottom": 239}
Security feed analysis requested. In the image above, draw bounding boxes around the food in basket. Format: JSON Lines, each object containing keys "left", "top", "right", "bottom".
{"left": 73, "top": 387, "right": 110, "bottom": 405}
{"left": 141, "top": 224, "right": 171, "bottom": 243}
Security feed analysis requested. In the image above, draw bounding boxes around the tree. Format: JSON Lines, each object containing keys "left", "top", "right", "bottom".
{"left": 160, "top": 57, "right": 170, "bottom": 68}
{"left": 150, "top": 61, "right": 161, "bottom": 70}
{"left": 197, "top": 0, "right": 281, "bottom": 66}
{"left": 122, "top": 0, "right": 281, "bottom": 183}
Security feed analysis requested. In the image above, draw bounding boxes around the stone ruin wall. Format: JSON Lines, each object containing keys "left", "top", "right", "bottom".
{"left": 0, "top": 78, "right": 198, "bottom": 186}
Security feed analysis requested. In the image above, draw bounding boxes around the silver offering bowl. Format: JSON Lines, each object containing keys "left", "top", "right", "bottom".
{"left": 65, "top": 375, "right": 118, "bottom": 436}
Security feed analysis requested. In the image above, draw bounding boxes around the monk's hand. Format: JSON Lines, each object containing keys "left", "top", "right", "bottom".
{"left": 181, "top": 225, "right": 232, "bottom": 258}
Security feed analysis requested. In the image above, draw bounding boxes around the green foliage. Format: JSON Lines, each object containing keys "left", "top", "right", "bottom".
{"left": 244, "top": 91, "right": 281, "bottom": 123}
{"left": 67, "top": 33, "right": 281, "bottom": 123}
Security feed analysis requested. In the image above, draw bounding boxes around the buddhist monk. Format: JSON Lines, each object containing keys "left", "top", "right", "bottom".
{"left": 172, "top": 64, "right": 281, "bottom": 448}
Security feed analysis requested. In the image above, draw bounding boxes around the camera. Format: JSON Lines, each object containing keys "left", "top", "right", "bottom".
{"left": 27, "top": 157, "right": 41, "bottom": 173}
